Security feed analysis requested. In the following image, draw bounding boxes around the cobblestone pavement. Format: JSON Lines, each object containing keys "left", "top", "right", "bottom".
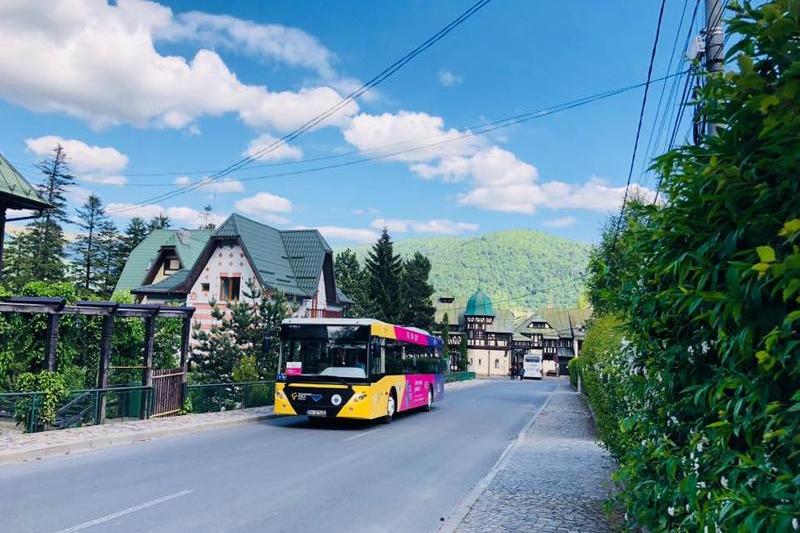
{"left": 456, "top": 378, "right": 616, "bottom": 533}
{"left": 0, "top": 379, "right": 481, "bottom": 463}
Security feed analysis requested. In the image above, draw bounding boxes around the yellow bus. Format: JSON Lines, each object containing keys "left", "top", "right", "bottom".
{"left": 274, "top": 318, "right": 446, "bottom": 423}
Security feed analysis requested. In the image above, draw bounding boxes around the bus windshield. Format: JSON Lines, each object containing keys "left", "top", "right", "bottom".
{"left": 281, "top": 324, "right": 373, "bottom": 378}
{"left": 524, "top": 355, "right": 541, "bottom": 363}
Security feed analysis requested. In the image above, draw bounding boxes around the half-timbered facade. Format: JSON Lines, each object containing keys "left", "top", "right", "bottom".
{"left": 514, "top": 308, "right": 590, "bottom": 376}
{"left": 435, "top": 289, "right": 516, "bottom": 377}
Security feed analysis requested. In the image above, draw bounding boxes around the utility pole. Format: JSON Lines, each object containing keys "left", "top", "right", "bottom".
{"left": 705, "top": 0, "right": 725, "bottom": 135}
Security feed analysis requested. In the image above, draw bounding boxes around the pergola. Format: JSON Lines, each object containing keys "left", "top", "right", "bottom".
{"left": 0, "top": 297, "right": 195, "bottom": 420}
{"left": 0, "top": 153, "right": 53, "bottom": 274}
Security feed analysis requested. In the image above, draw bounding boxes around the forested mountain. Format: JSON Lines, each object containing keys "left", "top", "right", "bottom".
{"left": 348, "top": 229, "right": 591, "bottom": 311}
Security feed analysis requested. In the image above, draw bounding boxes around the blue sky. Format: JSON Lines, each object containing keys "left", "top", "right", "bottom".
{"left": 0, "top": 0, "right": 696, "bottom": 245}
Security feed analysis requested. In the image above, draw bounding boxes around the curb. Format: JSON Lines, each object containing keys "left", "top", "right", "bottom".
{"left": 438, "top": 384, "right": 556, "bottom": 533}
{"left": 0, "top": 408, "right": 275, "bottom": 465}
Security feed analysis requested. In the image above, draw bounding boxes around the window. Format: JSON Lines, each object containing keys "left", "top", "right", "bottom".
{"left": 494, "top": 359, "right": 499, "bottom": 369}
{"left": 201, "top": 283, "right": 210, "bottom": 292}
{"left": 164, "top": 257, "right": 180, "bottom": 273}
{"left": 220, "top": 276, "right": 240, "bottom": 301}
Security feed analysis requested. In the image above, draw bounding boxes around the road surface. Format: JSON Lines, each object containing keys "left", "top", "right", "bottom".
{"left": 1, "top": 379, "right": 556, "bottom": 533}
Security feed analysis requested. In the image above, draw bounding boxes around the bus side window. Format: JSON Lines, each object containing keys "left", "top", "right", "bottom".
{"left": 385, "top": 340, "right": 403, "bottom": 374}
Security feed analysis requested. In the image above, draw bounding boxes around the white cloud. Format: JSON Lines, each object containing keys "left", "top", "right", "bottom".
{"left": 172, "top": 175, "right": 244, "bottom": 194}
{"left": 342, "top": 111, "right": 481, "bottom": 164}
{"left": 351, "top": 207, "right": 379, "bottom": 216}
{"left": 0, "top": 0, "right": 359, "bottom": 131}
{"left": 542, "top": 216, "right": 577, "bottom": 228}
{"left": 160, "top": 11, "right": 335, "bottom": 78}
{"left": 438, "top": 70, "right": 462, "bottom": 87}
{"left": 25, "top": 135, "right": 128, "bottom": 185}
{"left": 234, "top": 192, "right": 293, "bottom": 224}
{"left": 243, "top": 134, "right": 303, "bottom": 162}
{"left": 300, "top": 226, "right": 378, "bottom": 244}
{"left": 370, "top": 218, "right": 478, "bottom": 235}
{"left": 106, "top": 202, "right": 225, "bottom": 226}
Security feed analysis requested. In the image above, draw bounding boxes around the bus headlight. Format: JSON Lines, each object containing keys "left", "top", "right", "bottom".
{"left": 353, "top": 393, "right": 367, "bottom": 402}
{"left": 275, "top": 390, "right": 285, "bottom": 399}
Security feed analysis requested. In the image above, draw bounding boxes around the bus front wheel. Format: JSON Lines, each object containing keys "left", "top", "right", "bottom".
{"left": 382, "top": 391, "right": 396, "bottom": 424}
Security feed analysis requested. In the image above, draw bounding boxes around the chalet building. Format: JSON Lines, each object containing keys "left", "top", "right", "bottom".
{"left": 115, "top": 213, "right": 351, "bottom": 330}
{"left": 514, "top": 307, "right": 590, "bottom": 376}
{"left": 435, "top": 289, "right": 518, "bottom": 378}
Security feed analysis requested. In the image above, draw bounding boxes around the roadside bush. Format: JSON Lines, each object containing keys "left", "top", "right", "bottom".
{"left": 583, "top": 2, "right": 800, "bottom": 530}
{"left": 14, "top": 371, "right": 68, "bottom": 431}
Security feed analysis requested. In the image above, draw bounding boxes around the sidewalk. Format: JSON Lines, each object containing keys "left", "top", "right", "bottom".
{"left": 0, "top": 405, "right": 274, "bottom": 464}
{"left": 0, "top": 379, "right": 484, "bottom": 465}
{"left": 455, "top": 379, "right": 616, "bottom": 533}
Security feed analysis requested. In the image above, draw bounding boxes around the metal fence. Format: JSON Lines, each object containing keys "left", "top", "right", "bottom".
{"left": 0, "top": 385, "right": 153, "bottom": 434}
{"left": 0, "top": 381, "right": 277, "bottom": 433}
{"left": 445, "top": 371, "right": 476, "bottom": 383}
{"left": 185, "top": 381, "right": 275, "bottom": 414}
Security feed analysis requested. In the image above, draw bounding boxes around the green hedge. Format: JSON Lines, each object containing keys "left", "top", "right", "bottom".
{"left": 582, "top": 2, "right": 800, "bottom": 531}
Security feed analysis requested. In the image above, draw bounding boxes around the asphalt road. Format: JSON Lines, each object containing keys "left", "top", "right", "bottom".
{"left": 1, "top": 379, "right": 556, "bottom": 533}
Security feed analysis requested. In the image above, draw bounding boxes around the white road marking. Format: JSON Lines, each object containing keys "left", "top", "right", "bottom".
{"left": 53, "top": 490, "right": 193, "bottom": 533}
{"left": 342, "top": 429, "right": 381, "bottom": 442}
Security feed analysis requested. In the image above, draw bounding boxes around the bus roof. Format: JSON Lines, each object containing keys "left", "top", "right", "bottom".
{"left": 282, "top": 318, "right": 443, "bottom": 348}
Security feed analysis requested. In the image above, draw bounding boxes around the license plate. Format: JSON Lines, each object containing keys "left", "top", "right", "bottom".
{"left": 307, "top": 409, "right": 327, "bottom": 417}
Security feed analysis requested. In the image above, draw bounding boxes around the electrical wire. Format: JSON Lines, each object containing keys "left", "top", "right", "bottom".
{"left": 107, "top": 0, "right": 495, "bottom": 214}
{"left": 612, "top": 0, "right": 669, "bottom": 245}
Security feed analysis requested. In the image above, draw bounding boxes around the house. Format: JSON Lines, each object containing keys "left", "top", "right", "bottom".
{"left": 514, "top": 307, "right": 590, "bottom": 375}
{"left": 434, "top": 289, "right": 518, "bottom": 377}
{"left": 114, "top": 213, "right": 351, "bottom": 329}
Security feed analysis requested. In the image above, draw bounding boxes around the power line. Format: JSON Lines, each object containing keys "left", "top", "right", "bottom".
{"left": 91, "top": 71, "right": 684, "bottom": 194}
{"left": 638, "top": 0, "right": 692, "bottom": 189}
{"left": 615, "top": 0, "right": 668, "bottom": 232}
{"left": 108, "top": 0, "right": 495, "bottom": 214}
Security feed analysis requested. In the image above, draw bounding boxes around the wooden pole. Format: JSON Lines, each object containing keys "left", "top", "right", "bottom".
{"left": 141, "top": 314, "right": 156, "bottom": 419}
{"left": 45, "top": 313, "right": 60, "bottom": 371}
{"left": 96, "top": 313, "right": 114, "bottom": 424}
{"left": 0, "top": 207, "right": 6, "bottom": 278}
{"left": 179, "top": 316, "right": 192, "bottom": 407}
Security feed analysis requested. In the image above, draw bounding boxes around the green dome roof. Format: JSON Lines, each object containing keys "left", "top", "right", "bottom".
{"left": 465, "top": 289, "right": 494, "bottom": 316}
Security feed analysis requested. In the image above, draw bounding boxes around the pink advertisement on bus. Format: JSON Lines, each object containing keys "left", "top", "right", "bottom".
{"left": 399, "top": 374, "right": 445, "bottom": 411}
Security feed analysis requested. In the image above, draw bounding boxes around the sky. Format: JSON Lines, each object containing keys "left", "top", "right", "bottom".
{"left": 0, "top": 0, "right": 699, "bottom": 245}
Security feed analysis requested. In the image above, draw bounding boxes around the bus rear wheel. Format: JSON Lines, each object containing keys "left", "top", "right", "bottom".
{"left": 382, "top": 391, "right": 396, "bottom": 424}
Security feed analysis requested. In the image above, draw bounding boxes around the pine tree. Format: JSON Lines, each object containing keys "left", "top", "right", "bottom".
{"left": 120, "top": 217, "right": 149, "bottom": 256}
{"left": 440, "top": 312, "right": 451, "bottom": 370}
{"left": 8, "top": 144, "right": 76, "bottom": 285}
{"left": 334, "top": 248, "right": 369, "bottom": 317}
{"left": 96, "top": 220, "right": 122, "bottom": 296}
{"left": 364, "top": 228, "right": 403, "bottom": 323}
{"left": 147, "top": 214, "right": 171, "bottom": 232}
{"left": 459, "top": 334, "right": 469, "bottom": 371}
{"left": 72, "top": 195, "right": 110, "bottom": 292}
{"left": 399, "top": 251, "right": 436, "bottom": 329}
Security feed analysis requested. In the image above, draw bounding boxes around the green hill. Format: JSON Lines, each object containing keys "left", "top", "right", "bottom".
{"left": 347, "top": 229, "right": 592, "bottom": 312}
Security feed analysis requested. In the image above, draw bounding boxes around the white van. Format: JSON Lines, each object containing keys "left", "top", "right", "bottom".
{"left": 522, "top": 354, "right": 543, "bottom": 379}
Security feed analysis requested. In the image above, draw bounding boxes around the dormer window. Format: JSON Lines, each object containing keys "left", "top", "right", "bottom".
{"left": 164, "top": 257, "right": 180, "bottom": 274}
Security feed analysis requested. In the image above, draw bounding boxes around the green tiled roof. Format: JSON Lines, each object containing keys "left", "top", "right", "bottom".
{"left": 465, "top": 289, "right": 494, "bottom": 316}
{"left": 211, "top": 214, "right": 335, "bottom": 298}
{"left": 0, "top": 152, "right": 51, "bottom": 210}
{"left": 515, "top": 308, "right": 592, "bottom": 339}
{"left": 134, "top": 269, "right": 191, "bottom": 294}
{"left": 120, "top": 213, "right": 342, "bottom": 301}
{"left": 114, "top": 228, "right": 213, "bottom": 294}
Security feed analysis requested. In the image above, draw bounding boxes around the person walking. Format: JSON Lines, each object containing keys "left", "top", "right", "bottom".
{"left": 519, "top": 366, "right": 525, "bottom": 380}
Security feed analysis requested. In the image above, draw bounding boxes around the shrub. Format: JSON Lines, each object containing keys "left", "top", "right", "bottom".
{"left": 584, "top": 2, "right": 800, "bottom": 530}
{"left": 14, "top": 371, "right": 68, "bottom": 431}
